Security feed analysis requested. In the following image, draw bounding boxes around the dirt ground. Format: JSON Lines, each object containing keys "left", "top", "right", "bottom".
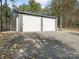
{"left": 0, "top": 31, "right": 16, "bottom": 47}
{"left": 0, "top": 31, "right": 79, "bottom": 59}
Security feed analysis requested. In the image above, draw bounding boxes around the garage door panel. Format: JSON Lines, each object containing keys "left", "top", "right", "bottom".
{"left": 43, "top": 18, "right": 56, "bottom": 31}
{"left": 23, "top": 15, "right": 41, "bottom": 32}
{"left": 22, "top": 14, "right": 56, "bottom": 32}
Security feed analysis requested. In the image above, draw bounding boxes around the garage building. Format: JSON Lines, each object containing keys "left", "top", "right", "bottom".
{"left": 16, "top": 11, "right": 57, "bottom": 32}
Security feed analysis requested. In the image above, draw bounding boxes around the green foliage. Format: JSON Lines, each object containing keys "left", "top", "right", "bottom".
{"left": 18, "top": 0, "right": 41, "bottom": 13}
{"left": 2, "top": 4, "right": 11, "bottom": 17}
{"left": 19, "top": 4, "right": 30, "bottom": 11}
{"left": 0, "top": 4, "right": 12, "bottom": 31}
{"left": 41, "top": 7, "right": 50, "bottom": 15}
{"left": 18, "top": 0, "right": 50, "bottom": 14}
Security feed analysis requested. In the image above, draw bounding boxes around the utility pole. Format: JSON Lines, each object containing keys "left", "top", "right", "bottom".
{"left": 0, "top": 0, "right": 3, "bottom": 31}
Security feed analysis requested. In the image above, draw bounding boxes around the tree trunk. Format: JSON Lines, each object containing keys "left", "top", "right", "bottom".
{"left": 5, "top": 0, "right": 8, "bottom": 31}
{"left": 0, "top": 0, "right": 3, "bottom": 31}
{"left": 60, "top": 14, "right": 62, "bottom": 31}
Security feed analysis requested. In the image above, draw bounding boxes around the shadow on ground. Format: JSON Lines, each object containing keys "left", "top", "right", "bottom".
{"left": 68, "top": 32, "right": 79, "bottom": 36}
{"left": 0, "top": 33, "right": 79, "bottom": 59}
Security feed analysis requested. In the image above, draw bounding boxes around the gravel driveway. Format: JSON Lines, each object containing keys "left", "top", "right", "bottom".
{"left": 0, "top": 31, "right": 79, "bottom": 59}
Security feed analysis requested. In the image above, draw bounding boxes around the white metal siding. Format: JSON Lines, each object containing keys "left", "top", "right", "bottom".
{"left": 43, "top": 18, "right": 56, "bottom": 31}
{"left": 16, "top": 14, "right": 57, "bottom": 32}
{"left": 23, "top": 15, "right": 41, "bottom": 32}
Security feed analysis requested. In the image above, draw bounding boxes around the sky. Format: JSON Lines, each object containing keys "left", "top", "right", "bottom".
{"left": 1, "top": 0, "right": 51, "bottom": 8}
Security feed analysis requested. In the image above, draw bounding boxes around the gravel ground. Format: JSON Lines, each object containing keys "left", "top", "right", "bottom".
{"left": 38, "top": 31, "right": 79, "bottom": 54}
{"left": 0, "top": 31, "right": 79, "bottom": 59}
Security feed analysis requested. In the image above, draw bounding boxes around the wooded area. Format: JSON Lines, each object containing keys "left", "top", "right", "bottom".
{"left": 50, "top": 0, "right": 79, "bottom": 30}
{"left": 0, "top": 0, "right": 79, "bottom": 31}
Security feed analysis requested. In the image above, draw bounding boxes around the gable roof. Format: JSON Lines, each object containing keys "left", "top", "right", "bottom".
{"left": 15, "top": 11, "right": 58, "bottom": 19}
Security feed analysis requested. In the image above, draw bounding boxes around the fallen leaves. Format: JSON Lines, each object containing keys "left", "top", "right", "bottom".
{"left": 0, "top": 32, "right": 15, "bottom": 47}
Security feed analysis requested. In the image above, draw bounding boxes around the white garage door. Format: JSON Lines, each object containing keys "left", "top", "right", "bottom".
{"left": 23, "top": 15, "right": 41, "bottom": 32}
{"left": 43, "top": 18, "right": 56, "bottom": 31}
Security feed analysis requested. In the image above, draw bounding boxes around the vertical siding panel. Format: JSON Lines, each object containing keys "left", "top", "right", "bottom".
{"left": 41, "top": 17, "right": 43, "bottom": 31}
{"left": 18, "top": 14, "right": 23, "bottom": 32}
{"left": 55, "top": 18, "right": 57, "bottom": 31}
{"left": 16, "top": 17, "right": 18, "bottom": 31}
